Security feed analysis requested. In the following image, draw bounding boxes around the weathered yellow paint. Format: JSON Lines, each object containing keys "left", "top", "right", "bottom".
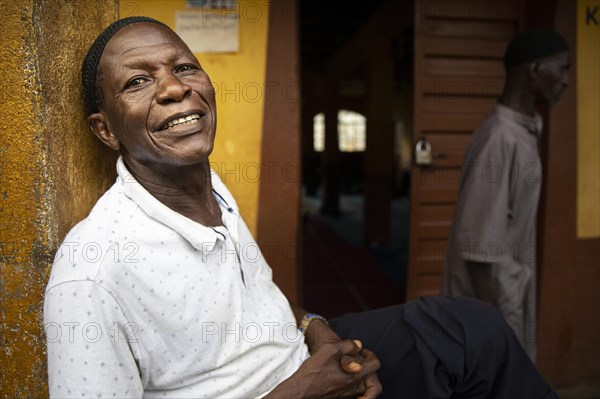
{"left": 577, "top": 0, "right": 600, "bottom": 238}
{"left": 0, "top": 1, "right": 119, "bottom": 396}
{"left": 1, "top": 2, "right": 48, "bottom": 395}
{"left": 120, "top": 0, "right": 270, "bottom": 235}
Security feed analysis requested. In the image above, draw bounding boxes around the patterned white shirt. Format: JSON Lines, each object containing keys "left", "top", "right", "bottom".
{"left": 44, "top": 157, "right": 309, "bottom": 398}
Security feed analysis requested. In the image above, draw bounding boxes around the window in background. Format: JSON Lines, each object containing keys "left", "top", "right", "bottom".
{"left": 313, "top": 110, "right": 366, "bottom": 152}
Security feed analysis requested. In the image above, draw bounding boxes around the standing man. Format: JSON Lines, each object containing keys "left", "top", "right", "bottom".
{"left": 443, "top": 28, "right": 571, "bottom": 361}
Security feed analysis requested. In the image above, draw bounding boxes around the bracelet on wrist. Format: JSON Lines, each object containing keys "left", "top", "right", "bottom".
{"left": 298, "top": 313, "right": 328, "bottom": 335}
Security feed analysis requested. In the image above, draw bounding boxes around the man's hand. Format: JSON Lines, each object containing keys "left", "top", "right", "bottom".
{"left": 341, "top": 346, "right": 383, "bottom": 399}
{"left": 286, "top": 304, "right": 382, "bottom": 398}
{"left": 466, "top": 260, "right": 498, "bottom": 309}
{"left": 265, "top": 339, "right": 381, "bottom": 399}
{"left": 339, "top": 343, "right": 382, "bottom": 399}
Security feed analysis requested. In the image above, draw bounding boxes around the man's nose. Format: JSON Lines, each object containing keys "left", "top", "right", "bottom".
{"left": 156, "top": 74, "right": 192, "bottom": 103}
{"left": 562, "top": 72, "right": 570, "bottom": 87}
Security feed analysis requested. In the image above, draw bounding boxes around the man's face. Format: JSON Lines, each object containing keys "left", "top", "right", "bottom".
{"left": 94, "top": 23, "right": 217, "bottom": 168}
{"left": 533, "top": 51, "right": 571, "bottom": 106}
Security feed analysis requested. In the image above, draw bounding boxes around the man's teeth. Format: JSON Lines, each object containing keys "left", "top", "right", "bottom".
{"left": 165, "top": 114, "right": 201, "bottom": 129}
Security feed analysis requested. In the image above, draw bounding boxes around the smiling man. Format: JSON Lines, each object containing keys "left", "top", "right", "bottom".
{"left": 44, "top": 17, "right": 559, "bottom": 399}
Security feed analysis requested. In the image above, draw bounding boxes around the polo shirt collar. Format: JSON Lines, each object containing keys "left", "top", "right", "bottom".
{"left": 495, "top": 103, "right": 543, "bottom": 136}
{"left": 116, "top": 157, "right": 223, "bottom": 253}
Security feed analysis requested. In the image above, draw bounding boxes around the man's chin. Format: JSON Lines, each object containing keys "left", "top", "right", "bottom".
{"left": 549, "top": 90, "right": 567, "bottom": 106}
{"left": 548, "top": 96, "right": 561, "bottom": 106}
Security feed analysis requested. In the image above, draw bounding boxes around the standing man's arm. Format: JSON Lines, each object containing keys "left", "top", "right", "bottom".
{"left": 451, "top": 129, "right": 514, "bottom": 308}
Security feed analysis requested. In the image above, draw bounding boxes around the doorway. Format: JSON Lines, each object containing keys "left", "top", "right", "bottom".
{"left": 299, "top": 0, "right": 413, "bottom": 317}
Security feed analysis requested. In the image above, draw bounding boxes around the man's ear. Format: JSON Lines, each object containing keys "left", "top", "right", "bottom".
{"left": 528, "top": 61, "right": 541, "bottom": 80}
{"left": 89, "top": 112, "right": 120, "bottom": 151}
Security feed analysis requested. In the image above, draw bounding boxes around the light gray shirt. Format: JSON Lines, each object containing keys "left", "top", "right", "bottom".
{"left": 443, "top": 104, "right": 542, "bottom": 360}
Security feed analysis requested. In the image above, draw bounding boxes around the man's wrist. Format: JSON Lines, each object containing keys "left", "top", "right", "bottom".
{"left": 298, "top": 313, "right": 329, "bottom": 335}
{"left": 302, "top": 318, "right": 339, "bottom": 354}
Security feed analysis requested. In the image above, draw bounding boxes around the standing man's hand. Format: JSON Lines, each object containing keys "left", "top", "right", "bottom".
{"left": 466, "top": 260, "right": 499, "bottom": 309}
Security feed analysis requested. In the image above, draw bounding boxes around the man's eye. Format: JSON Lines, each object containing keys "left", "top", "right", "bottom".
{"left": 175, "top": 64, "right": 196, "bottom": 73}
{"left": 126, "top": 77, "right": 146, "bottom": 88}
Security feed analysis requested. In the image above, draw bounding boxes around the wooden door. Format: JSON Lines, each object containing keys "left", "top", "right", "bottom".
{"left": 407, "top": 0, "right": 522, "bottom": 299}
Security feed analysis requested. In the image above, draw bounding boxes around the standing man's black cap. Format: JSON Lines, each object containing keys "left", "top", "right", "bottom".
{"left": 82, "top": 16, "right": 172, "bottom": 114}
{"left": 503, "top": 28, "right": 570, "bottom": 70}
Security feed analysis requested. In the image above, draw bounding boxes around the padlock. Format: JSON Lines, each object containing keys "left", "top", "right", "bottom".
{"left": 415, "top": 139, "right": 433, "bottom": 165}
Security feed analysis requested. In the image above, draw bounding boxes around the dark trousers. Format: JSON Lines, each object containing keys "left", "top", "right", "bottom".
{"left": 330, "top": 297, "right": 558, "bottom": 399}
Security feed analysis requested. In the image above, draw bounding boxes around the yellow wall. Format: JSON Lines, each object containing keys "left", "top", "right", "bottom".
{"left": 0, "top": 1, "right": 119, "bottom": 396}
{"left": 0, "top": 2, "right": 47, "bottom": 394}
{"left": 120, "top": 0, "right": 270, "bottom": 234}
{"left": 577, "top": 0, "right": 600, "bottom": 238}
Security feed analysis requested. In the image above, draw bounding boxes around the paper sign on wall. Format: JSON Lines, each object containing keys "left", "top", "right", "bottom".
{"left": 186, "top": 0, "right": 236, "bottom": 9}
{"left": 176, "top": 10, "right": 239, "bottom": 53}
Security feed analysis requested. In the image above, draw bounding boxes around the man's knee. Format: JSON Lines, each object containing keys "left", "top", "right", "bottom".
{"left": 407, "top": 296, "right": 515, "bottom": 346}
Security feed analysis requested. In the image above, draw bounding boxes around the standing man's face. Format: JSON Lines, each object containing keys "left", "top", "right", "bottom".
{"left": 533, "top": 51, "right": 571, "bottom": 106}
{"left": 89, "top": 23, "right": 217, "bottom": 168}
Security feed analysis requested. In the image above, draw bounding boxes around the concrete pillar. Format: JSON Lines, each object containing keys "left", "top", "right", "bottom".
{"left": 0, "top": 1, "right": 118, "bottom": 395}
{"left": 257, "top": 0, "right": 301, "bottom": 303}
{"left": 364, "top": 38, "right": 394, "bottom": 247}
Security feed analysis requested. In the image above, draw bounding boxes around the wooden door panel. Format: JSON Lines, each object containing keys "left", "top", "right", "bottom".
{"left": 418, "top": 204, "right": 456, "bottom": 220}
{"left": 422, "top": 38, "right": 509, "bottom": 58}
{"left": 420, "top": 115, "right": 489, "bottom": 132}
{"left": 413, "top": 274, "right": 444, "bottom": 297}
{"left": 425, "top": 133, "right": 472, "bottom": 147}
{"left": 422, "top": 58, "right": 505, "bottom": 77}
{"left": 421, "top": 0, "right": 519, "bottom": 20}
{"left": 415, "top": 204, "right": 456, "bottom": 239}
{"left": 420, "top": 94, "right": 498, "bottom": 113}
{"left": 422, "top": 19, "right": 517, "bottom": 39}
{"left": 414, "top": 261, "right": 445, "bottom": 275}
{"left": 420, "top": 76, "right": 505, "bottom": 97}
{"left": 421, "top": 134, "right": 471, "bottom": 167}
{"left": 415, "top": 183, "right": 459, "bottom": 204}
{"left": 415, "top": 166, "right": 463, "bottom": 182}
{"left": 416, "top": 224, "right": 452, "bottom": 239}
{"left": 408, "top": 0, "right": 521, "bottom": 299}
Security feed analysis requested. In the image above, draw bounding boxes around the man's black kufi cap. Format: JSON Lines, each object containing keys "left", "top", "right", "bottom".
{"left": 503, "top": 28, "right": 570, "bottom": 70}
{"left": 82, "top": 16, "right": 172, "bottom": 114}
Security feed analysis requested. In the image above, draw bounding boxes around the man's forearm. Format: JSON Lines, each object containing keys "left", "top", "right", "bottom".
{"left": 290, "top": 303, "right": 308, "bottom": 326}
{"left": 465, "top": 260, "right": 498, "bottom": 308}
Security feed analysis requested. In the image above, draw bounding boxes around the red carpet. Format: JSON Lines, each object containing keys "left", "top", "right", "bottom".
{"left": 301, "top": 216, "right": 405, "bottom": 318}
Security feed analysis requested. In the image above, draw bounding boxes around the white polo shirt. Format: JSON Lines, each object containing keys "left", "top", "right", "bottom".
{"left": 44, "top": 157, "right": 309, "bottom": 398}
